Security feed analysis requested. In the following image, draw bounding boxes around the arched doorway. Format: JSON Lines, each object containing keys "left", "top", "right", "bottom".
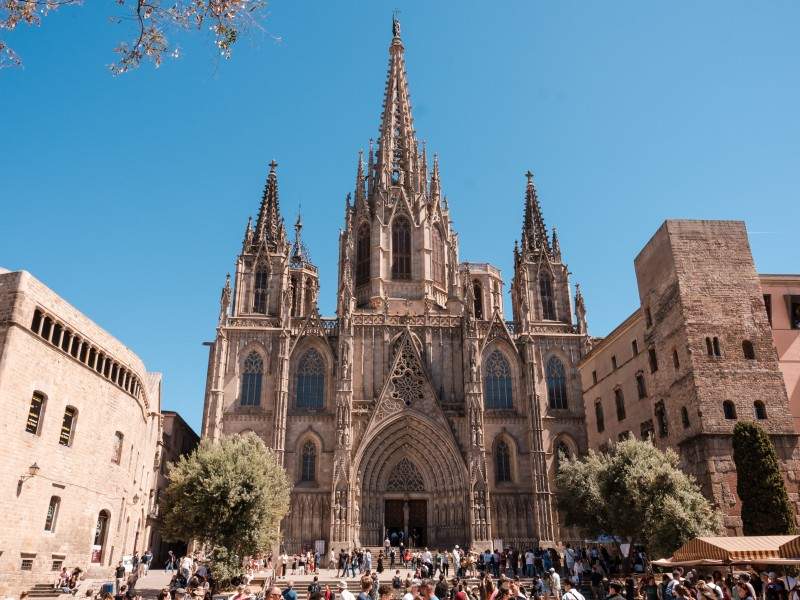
{"left": 354, "top": 414, "right": 469, "bottom": 548}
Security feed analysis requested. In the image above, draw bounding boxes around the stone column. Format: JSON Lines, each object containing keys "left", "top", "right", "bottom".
{"left": 521, "top": 340, "right": 557, "bottom": 542}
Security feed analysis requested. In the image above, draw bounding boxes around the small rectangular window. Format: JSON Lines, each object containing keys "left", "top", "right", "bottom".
{"left": 655, "top": 400, "right": 668, "bottom": 437}
{"left": 615, "top": 388, "right": 626, "bottom": 421}
{"left": 648, "top": 348, "right": 658, "bottom": 373}
{"left": 673, "top": 349, "right": 680, "bottom": 369}
{"left": 631, "top": 339, "right": 639, "bottom": 356}
{"left": 21, "top": 558, "right": 34, "bottom": 571}
{"left": 611, "top": 355, "right": 617, "bottom": 370}
{"left": 26, "top": 392, "right": 45, "bottom": 435}
{"left": 31, "top": 309, "right": 43, "bottom": 332}
{"left": 790, "top": 296, "right": 800, "bottom": 330}
{"left": 645, "top": 307, "right": 653, "bottom": 328}
{"left": 636, "top": 373, "right": 647, "bottom": 399}
{"left": 51, "top": 559, "right": 63, "bottom": 572}
{"left": 764, "top": 294, "right": 772, "bottom": 326}
{"left": 592, "top": 370, "right": 597, "bottom": 385}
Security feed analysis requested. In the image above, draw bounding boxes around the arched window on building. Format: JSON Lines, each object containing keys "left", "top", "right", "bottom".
{"left": 495, "top": 440, "right": 512, "bottom": 483}
{"left": 297, "top": 349, "right": 325, "bottom": 409}
{"left": 723, "top": 400, "right": 737, "bottom": 420}
{"left": 240, "top": 352, "right": 263, "bottom": 407}
{"left": 555, "top": 441, "right": 571, "bottom": 473}
{"left": 614, "top": 388, "right": 626, "bottom": 421}
{"left": 58, "top": 406, "right": 77, "bottom": 446}
{"left": 44, "top": 496, "right": 60, "bottom": 532}
{"left": 484, "top": 350, "right": 513, "bottom": 409}
{"left": 595, "top": 400, "right": 605, "bottom": 433}
{"left": 681, "top": 406, "right": 691, "bottom": 429}
{"left": 91, "top": 510, "right": 109, "bottom": 563}
{"left": 546, "top": 356, "right": 568, "bottom": 410}
{"left": 539, "top": 272, "right": 556, "bottom": 320}
{"left": 253, "top": 267, "right": 268, "bottom": 314}
{"left": 112, "top": 431, "right": 124, "bottom": 464}
{"left": 432, "top": 227, "right": 445, "bottom": 287}
{"left": 742, "top": 340, "right": 756, "bottom": 360}
{"left": 473, "top": 281, "right": 483, "bottom": 319}
{"left": 300, "top": 441, "right": 316, "bottom": 482}
{"left": 356, "top": 224, "right": 370, "bottom": 287}
{"left": 26, "top": 392, "right": 46, "bottom": 435}
{"left": 754, "top": 401, "right": 767, "bottom": 420}
{"left": 391, "top": 217, "right": 411, "bottom": 280}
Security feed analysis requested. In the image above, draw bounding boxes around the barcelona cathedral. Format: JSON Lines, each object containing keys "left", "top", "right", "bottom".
{"left": 201, "top": 18, "right": 591, "bottom": 551}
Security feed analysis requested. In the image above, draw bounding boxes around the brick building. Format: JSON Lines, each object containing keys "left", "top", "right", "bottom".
{"left": 0, "top": 269, "right": 163, "bottom": 596}
{"left": 148, "top": 411, "right": 199, "bottom": 567}
{"left": 761, "top": 275, "right": 800, "bottom": 431}
{"left": 579, "top": 220, "right": 800, "bottom": 533}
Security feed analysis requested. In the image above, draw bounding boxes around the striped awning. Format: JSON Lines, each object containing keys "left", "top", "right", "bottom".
{"left": 673, "top": 536, "right": 800, "bottom": 562}
{"left": 780, "top": 537, "right": 800, "bottom": 559}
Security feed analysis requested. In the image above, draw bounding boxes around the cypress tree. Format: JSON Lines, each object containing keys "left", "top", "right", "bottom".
{"left": 732, "top": 421, "right": 796, "bottom": 535}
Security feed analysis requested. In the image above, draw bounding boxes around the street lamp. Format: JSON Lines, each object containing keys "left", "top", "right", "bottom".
{"left": 17, "top": 462, "right": 40, "bottom": 495}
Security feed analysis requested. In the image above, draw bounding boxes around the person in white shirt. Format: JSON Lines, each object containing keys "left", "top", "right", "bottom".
{"left": 403, "top": 580, "right": 421, "bottom": 600}
{"left": 549, "top": 568, "right": 562, "bottom": 600}
{"left": 562, "top": 580, "right": 584, "bottom": 600}
{"left": 525, "top": 550, "right": 535, "bottom": 578}
{"left": 339, "top": 581, "right": 356, "bottom": 600}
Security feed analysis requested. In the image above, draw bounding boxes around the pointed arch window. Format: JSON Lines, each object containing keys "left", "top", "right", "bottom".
{"left": 546, "top": 356, "right": 568, "bottom": 410}
{"left": 296, "top": 348, "right": 325, "bottom": 409}
{"left": 300, "top": 441, "right": 316, "bottom": 482}
{"left": 356, "top": 224, "right": 371, "bottom": 287}
{"left": 391, "top": 216, "right": 411, "bottom": 280}
{"left": 253, "top": 267, "right": 268, "bottom": 314}
{"left": 484, "top": 350, "right": 513, "bottom": 410}
{"left": 539, "top": 272, "right": 556, "bottom": 320}
{"left": 555, "top": 441, "right": 571, "bottom": 473}
{"left": 432, "top": 227, "right": 445, "bottom": 287}
{"left": 495, "top": 440, "right": 512, "bottom": 483}
{"left": 473, "top": 281, "right": 484, "bottom": 319}
{"left": 240, "top": 352, "right": 263, "bottom": 407}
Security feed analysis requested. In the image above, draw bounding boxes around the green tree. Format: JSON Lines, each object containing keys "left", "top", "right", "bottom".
{"left": 160, "top": 432, "right": 291, "bottom": 585}
{"left": 732, "top": 421, "right": 796, "bottom": 535}
{"left": 556, "top": 438, "right": 722, "bottom": 559}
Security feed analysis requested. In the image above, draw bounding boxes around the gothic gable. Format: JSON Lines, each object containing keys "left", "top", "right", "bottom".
{"left": 364, "top": 328, "right": 451, "bottom": 437}
{"left": 386, "top": 457, "right": 425, "bottom": 492}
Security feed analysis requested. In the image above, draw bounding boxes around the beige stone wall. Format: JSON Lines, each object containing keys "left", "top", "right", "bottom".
{"left": 761, "top": 275, "right": 800, "bottom": 432}
{"left": 0, "top": 271, "right": 161, "bottom": 596}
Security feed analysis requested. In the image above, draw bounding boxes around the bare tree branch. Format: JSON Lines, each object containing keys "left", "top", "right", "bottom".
{"left": 0, "top": 0, "right": 269, "bottom": 74}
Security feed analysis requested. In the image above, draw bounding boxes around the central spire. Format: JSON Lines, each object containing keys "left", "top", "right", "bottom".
{"left": 374, "top": 16, "right": 419, "bottom": 192}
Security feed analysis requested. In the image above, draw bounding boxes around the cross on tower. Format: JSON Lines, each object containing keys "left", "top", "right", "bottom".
{"left": 269, "top": 159, "right": 278, "bottom": 171}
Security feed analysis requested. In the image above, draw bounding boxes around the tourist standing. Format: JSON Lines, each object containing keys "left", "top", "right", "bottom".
{"left": 339, "top": 582, "right": 356, "bottom": 600}
{"left": 142, "top": 550, "right": 153, "bottom": 576}
{"left": 549, "top": 568, "right": 562, "bottom": 600}
{"left": 282, "top": 581, "right": 297, "bottom": 600}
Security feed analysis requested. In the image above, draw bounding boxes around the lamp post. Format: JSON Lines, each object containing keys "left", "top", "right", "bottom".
{"left": 17, "top": 462, "right": 40, "bottom": 495}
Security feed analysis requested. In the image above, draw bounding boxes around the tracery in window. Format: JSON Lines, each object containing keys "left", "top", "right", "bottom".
{"left": 432, "top": 227, "right": 445, "bottom": 287}
{"left": 296, "top": 349, "right": 325, "bottom": 409}
{"left": 240, "top": 352, "right": 263, "bottom": 407}
{"left": 391, "top": 217, "right": 411, "bottom": 280}
{"left": 495, "top": 440, "right": 512, "bottom": 483}
{"left": 300, "top": 441, "right": 316, "bottom": 482}
{"left": 386, "top": 458, "right": 424, "bottom": 492}
{"left": 540, "top": 272, "right": 556, "bottom": 320}
{"left": 546, "top": 356, "right": 568, "bottom": 410}
{"left": 484, "top": 350, "right": 513, "bottom": 409}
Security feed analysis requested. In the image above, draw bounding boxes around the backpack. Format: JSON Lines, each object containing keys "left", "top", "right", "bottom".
{"left": 309, "top": 584, "right": 321, "bottom": 596}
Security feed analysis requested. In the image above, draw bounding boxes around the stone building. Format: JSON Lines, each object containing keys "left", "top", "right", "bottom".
{"left": 579, "top": 220, "right": 800, "bottom": 533}
{"left": 0, "top": 269, "right": 162, "bottom": 596}
{"left": 148, "top": 411, "right": 199, "bottom": 568}
{"left": 201, "top": 18, "right": 590, "bottom": 552}
{"left": 760, "top": 275, "right": 800, "bottom": 432}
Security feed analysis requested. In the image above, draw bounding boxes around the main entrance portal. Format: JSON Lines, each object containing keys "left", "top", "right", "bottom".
{"left": 384, "top": 499, "right": 427, "bottom": 547}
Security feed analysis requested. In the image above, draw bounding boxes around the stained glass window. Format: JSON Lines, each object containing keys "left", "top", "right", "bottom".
{"left": 297, "top": 349, "right": 325, "bottom": 409}
{"left": 484, "top": 350, "right": 513, "bottom": 409}
{"left": 546, "top": 357, "right": 568, "bottom": 410}
{"left": 240, "top": 352, "right": 263, "bottom": 407}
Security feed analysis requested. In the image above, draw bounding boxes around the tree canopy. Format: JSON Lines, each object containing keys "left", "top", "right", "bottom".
{"left": 160, "top": 432, "right": 291, "bottom": 584}
{"left": 732, "top": 421, "right": 796, "bottom": 535}
{"left": 556, "top": 438, "right": 722, "bottom": 559}
{"left": 1, "top": 1, "right": 270, "bottom": 73}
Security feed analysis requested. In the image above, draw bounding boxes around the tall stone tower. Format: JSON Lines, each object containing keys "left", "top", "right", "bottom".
{"left": 201, "top": 17, "right": 591, "bottom": 552}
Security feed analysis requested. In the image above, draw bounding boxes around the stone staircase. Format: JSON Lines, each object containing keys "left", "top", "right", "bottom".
{"left": 27, "top": 584, "right": 70, "bottom": 599}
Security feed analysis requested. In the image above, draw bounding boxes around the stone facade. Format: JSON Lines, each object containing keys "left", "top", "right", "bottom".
{"left": 0, "top": 270, "right": 162, "bottom": 596}
{"left": 579, "top": 220, "right": 800, "bottom": 533}
{"left": 201, "top": 19, "right": 590, "bottom": 552}
{"left": 148, "top": 411, "right": 199, "bottom": 568}
{"left": 760, "top": 275, "right": 800, "bottom": 432}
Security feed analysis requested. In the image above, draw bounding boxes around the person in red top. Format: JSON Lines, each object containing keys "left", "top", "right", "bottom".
{"left": 455, "top": 584, "right": 468, "bottom": 600}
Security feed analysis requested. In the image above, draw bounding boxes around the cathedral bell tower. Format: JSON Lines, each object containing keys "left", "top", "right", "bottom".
{"left": 511, "top": 171, "right": 574, "bottom": 331}
{"left": 340, "top": 16, "right": 461, "bottom": 315}
{"left": 232, "top": 160, "right": 293, "bottom": 320}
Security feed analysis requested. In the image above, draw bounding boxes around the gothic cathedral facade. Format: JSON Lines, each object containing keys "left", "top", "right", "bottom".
{"left": 201, "top": 19, "right": 591, "bottom": 551}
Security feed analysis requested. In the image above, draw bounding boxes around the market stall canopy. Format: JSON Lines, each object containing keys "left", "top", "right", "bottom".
{"left": 673, "top": 536, "right": 800, "bottom": 563}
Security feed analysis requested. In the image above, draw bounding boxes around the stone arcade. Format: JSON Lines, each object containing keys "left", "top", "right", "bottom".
{"left": 201, "top": 18, "right": 591, "bottom": 551}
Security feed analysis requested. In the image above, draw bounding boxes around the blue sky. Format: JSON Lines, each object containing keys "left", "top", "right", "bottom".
{"left": 2, "top": 1, "right": 799, "bottom": 433}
